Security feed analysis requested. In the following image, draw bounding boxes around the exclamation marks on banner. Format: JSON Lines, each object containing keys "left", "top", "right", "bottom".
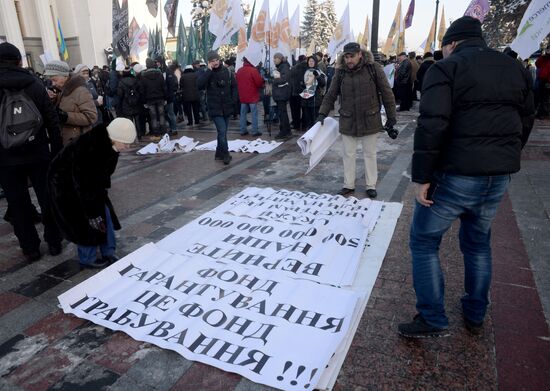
{"left": 277, "top": 361, "right": 319, "bottom": 388}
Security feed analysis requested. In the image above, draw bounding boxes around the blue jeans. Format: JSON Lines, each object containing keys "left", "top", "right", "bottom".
{"left": 212, "top": 116, "right": 229, "bottom": 157}
{"left": 165, "top": 102, "right": 177, "bottom": 132}
{"left": 409, "top": 172, "right": 511, "bottom": 328}
{"left": 240, "top": 103, "right": 259, "bottom": 134}
{"left": 78, "top": 206, "right": 116, "bottom": 264}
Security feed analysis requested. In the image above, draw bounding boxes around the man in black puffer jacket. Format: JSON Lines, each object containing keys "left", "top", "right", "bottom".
{"left": 398, "top": 17, "right": 535, "bottom": 339}
{"left": 139, "top": 58, "right": 167, "bottom": 139}
{"left": 197, "top": 50, "right": 237, "bottom": 165}
{"left": 0, "top": 42, "right": 63, "bottom": 262}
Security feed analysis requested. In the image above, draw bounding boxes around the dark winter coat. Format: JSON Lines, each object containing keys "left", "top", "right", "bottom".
{"left": 164, "top": 67, "right": 178, "bottom": 103}
{"left": 0, "top": 64, "right": 63, "bottom": 166}
{"left": 319, "top": 49, "right": 397, "bottom": 137}
{"left": 412, "top": 39, "right": 535, "bottom": 183}
{"left": 48, "top": 125, "right": 121, "bottom": 246}
{"left": 416, "top": 58, "right": 435, "bottom": 92}
{"left": 179, "top": 69, "right": 200, "bottom": 102}
{"left": 290, "top": 60, "right": 307, "bottom": 96}
{"left": 236, "top": 60, "right": 264, "bottom": 104}
{"left": 300, "top": 56, "right": 326, "bottom": 108}
{"left": 197, "top": 65, "right": 237, "bottom": 117}
{"left": 140, "top": 67, "right": 166, "bottom": 103}
{"left": 396, "top": 58, "right": 412, "bottom": 85}
{"left": 117, "top": 75, "right": 141, "bottom": 117}
{"left": 272, "top": 60, "right": 291, "bottom": 101}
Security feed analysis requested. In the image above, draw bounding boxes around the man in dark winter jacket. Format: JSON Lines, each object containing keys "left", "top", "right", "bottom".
{"left": 197, "top": 50, "right": 237, "bottom": 165}
{"left": 117, "top": 67, "right": 142, "bottom": 137}
{"left": 0, "top": 42, "right": 63, "bottom": 262}
{"left": 272, "top": 52, "right": 292, "bottom": 140}
{"left": 317, "top": 42, "right": 397, "bottom": 199}
{"left": 289, "top": 56, "right": 307, "bottom": 131}
{"left": 180, "top": 65, "right": 201, "bottom": 126}
{"left": 395, "top": 51, "right": 412, "bottom": 111}
{"left": 416, "top": 52, "right": 435, "bottom": 93}
{"left": 398, "top": 16, "right": 535, "bottom": 339}
{"left": 156, "top": 56, "right": 178, "bottom": 135}
{"left": 139, "top": 58, "right": 167, "bottom": 140}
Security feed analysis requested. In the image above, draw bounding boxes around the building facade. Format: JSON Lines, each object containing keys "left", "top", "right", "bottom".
{"left": 0, "top": 0, "right": 111, "bottom": 71}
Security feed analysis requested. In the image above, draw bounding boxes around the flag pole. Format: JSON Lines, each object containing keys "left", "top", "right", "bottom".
{"left": 434, "top": 0, "right": 440, "bottom": 50}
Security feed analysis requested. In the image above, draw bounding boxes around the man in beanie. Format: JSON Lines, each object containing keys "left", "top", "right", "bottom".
{"left": 0, "top": 42, "right": 64, "bottom": 262}
{"left": 272, "top": 52, "right": 292, "bottom": 140}
{"left": 197, "top": 50, "right": 237, "bottom": 165}
{"left": 398, "top": 16, "right": 535, "bottom": 338}
{"left": 48, "top": 119, "right": 136, "bottom": 269}
{"left": 317, "top": 42, "right": 397, "bottom": 198}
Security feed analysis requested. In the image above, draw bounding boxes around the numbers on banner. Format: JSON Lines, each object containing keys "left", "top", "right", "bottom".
{"left": 321, "top": 233, "right": 360, "bottom": 248}
{"left": 277, "top": 361, "right": 319, "bottom": 388}
{"left": 198, "top": 217, "right": 234, "bottom": 228}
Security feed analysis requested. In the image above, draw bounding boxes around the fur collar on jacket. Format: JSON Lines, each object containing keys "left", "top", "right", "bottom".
{"left": 335, "top": 49, "right": 374, "bottom": 71}
{"left": 62, "top": 75, "right": 87, "bottom": 96}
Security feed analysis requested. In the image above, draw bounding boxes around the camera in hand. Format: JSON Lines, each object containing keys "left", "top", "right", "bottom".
{"left": 384, "top": 125, "right": 399, "bottom": 139}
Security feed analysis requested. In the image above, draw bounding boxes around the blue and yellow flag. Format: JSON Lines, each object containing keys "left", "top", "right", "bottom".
{"left": 57, "top": 18, "right": 69, "bottom": 61}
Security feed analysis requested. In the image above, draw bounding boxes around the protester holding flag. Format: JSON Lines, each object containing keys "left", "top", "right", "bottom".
{"left": 317, "top": 42, "right": 397, "bottom": 198}
{"left": 197, "top": 50, "right": 237, "bottom": 165}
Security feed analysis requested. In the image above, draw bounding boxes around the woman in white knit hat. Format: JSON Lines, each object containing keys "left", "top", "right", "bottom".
{"left": 44, "top": 60, "right": 97, "bottom": 144}
{"left": 47, "top": 118, "right": 136, "bottom": 268}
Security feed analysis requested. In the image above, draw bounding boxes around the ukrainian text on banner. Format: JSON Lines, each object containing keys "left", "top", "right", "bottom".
{"left": 58, "top": 243, "right": 361, "bottom": 391}
{"left": 510, "top": 0, "right": 550, "bottom": 60}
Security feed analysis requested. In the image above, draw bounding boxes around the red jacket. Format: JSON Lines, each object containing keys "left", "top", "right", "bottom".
{"left": 236, "top": 61, "right": 264, "bottom": 103}
{"left": 536, "top": 54, "right": 550, "bottom": 82}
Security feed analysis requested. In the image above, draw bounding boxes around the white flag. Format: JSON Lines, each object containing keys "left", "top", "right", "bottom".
{"left": 510, "top": 0, "right": 550, "bottom": 59}
{"left": 268, "top": 5, "right": 281, "bottom": 51}
{"left": 244, "top": 0, "right": 270, "bottom": 67}
{"left": 289, "top": 5, "right": 300, "bottom": 37}
{"left": 278, "top": 0, "right": 292, "bottom": 59}
{"left": 209, "top": 0, "right": 242, "bottom": 49}
{"left": 130, "top": 24, "right": 149, "bottom": 57}
{"left": 327, "top": 4, "right": 352, "bottom": 59}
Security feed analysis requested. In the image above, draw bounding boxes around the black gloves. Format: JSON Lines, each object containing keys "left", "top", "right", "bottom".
{"left": 316, "top": 114, "right": 326, "bottom": 125}
{"left": 56, "top": 108, "right": 68, "bottom": 124}
{"left": 88, "top": 216, "right": 106, "bottom": 233}
{"left": 384, "top": 118, "right": 397, "bottom": 129}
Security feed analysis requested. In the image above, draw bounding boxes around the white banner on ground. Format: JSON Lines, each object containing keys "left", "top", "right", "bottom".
{"left": 195, "top": 139, "right": 283, "bottom": 154}
{"left": 136, "top": 134, "right": 199, "bottom": 155}
{"left": 510, "top": 0, "right": 550, "bottom": 60}
{"left": 58, "top": 243, "right": 361, "bottom": 391}
{"left": 297, "top": 118, "right": 340, "bottom": 174}
{"left": 58, "top": 187, "right": 402, "bottom": 390}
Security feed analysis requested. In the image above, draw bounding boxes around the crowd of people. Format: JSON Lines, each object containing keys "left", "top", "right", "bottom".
{"left": 0, "top": 15, "right": 541, "bottom": 340}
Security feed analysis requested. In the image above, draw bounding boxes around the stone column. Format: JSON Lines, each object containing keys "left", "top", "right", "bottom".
{"left": 33, "top": 0, "right": 60, "bottom": 61}
{"left": 0, "top": 0, "right": 27, "bottom": 64}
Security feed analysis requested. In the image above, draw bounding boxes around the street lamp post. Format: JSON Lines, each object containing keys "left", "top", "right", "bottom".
{"left": 371, "top": 0, "right": 380, "bottom": 55}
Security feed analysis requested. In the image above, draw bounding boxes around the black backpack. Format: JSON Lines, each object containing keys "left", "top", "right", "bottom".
{"left": 0, "top": 89, "right": 43, "bottom": 149}
{"left": 125, "top": 82, "right": 140, "bottom": 106}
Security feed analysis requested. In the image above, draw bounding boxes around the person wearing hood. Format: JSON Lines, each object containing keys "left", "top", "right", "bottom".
{"left": 48, "top": 118, "right": 136, "bottom": 269}
{"left": 300, "top": 55, "right": 326, "bottom": 130}
{"left": 236, "top": 57, "right": 264, "bottom": 136}
{"left": 139, "top": 58, "right": 167, "bottom": 140}
{"left": 272, "top": 53, "right": 292, "bottom": 140}
{"left": 0, "top": 42, "right": 63, "bottom": 262}
{"left": 197, "top": 50, "right": 237, "bottom": 165}
{"left": 45, "top": 60, "right": 98, "bottom": 145}
{"left": 180, "top": 65, "right": 201, "bottom": 126}
{"left": 317, "top": 42, "right": 397, "bottom": 199}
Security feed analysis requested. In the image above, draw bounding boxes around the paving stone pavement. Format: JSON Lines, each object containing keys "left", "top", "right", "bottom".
{"left": 0, "top": 110, "right": 549, "bottom": 391}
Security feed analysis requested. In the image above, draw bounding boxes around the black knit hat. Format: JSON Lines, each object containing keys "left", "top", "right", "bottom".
{"left": 207, "top": 50, "right": 220, "bottom": 62}
{"left": 0, "top": 42, "right": 22, "bottom": 62}
{"left": 441, "top": 16, "right": 483, "bottom": 47}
